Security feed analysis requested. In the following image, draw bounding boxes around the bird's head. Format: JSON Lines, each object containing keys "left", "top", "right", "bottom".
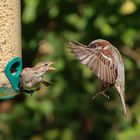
{"left": 88, "top": 39, "right": 112, "bottom": 50}
{"left": 34, "top": 61, "right": 56, "bottom": 73}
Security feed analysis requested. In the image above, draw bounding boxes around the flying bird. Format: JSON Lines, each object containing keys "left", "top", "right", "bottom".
{"left": 69, "top": 39, "right": 127, "bottom": 116}
{"left": 20, "top": 61, "right": 56, "bottom": 93}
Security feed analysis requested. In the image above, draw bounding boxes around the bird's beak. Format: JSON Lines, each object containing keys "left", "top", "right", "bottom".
{"left": 48, "top": 62, "right": 56, "bottom": 71}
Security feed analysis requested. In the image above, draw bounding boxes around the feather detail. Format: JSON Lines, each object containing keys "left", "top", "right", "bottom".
{"left": 69, "top": 42, "right": 117, "bottom": 84}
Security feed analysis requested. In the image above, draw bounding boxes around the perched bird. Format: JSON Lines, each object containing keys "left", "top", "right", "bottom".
{"left": 69, "top": 39, "right": 127, "bottom": 116}
{"left": 20, "top": 61, "right": 56, "bottom": 93}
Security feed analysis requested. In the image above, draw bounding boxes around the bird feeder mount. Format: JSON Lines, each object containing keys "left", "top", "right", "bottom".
{"left": 5, "top": 57, "right": 22, "bottom": 92}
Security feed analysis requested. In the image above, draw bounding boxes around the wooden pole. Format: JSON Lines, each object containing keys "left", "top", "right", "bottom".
{"left": 0, "top": 1, "right": 21, "bottom": 91}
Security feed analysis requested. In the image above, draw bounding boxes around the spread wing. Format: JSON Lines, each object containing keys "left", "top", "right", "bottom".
{"left": 69, "top": 42, "right": 117, "bottom": 84}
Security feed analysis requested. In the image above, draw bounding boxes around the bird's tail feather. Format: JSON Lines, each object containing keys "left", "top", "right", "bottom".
{"left": 115, "top": 85, "right": 127, "bottom": 116}
{"left": 119, "top": 91, "right": 127, "bottom": 116}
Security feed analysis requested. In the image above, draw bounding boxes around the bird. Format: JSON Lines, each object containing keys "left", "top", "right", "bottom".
{"left": 19, "top": 61, "right": 56, "bottom": 94}
{"left": 69, "top": 39, "right": 127, "bottom": 116}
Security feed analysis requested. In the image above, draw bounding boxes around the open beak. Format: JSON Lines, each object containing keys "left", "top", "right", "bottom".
{"left": 48, "top": 62, "right": 56, "bottom": 71}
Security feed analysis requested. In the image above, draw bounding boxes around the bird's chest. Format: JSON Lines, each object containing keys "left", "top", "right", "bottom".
{"left": 24, "top": 76, "right": 43, "bottom": 90}
{"left": 21, "top": 70, "right": 43, "bottom": 89}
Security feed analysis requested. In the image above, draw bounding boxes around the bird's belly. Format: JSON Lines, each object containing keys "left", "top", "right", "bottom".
{"left": 23, "top": 77, "right": 43, "bottom": 90}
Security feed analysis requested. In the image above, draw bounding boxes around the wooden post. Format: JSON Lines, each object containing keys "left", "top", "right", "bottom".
{"left": 0, "top": 0, "right": 21, "bottom": 97}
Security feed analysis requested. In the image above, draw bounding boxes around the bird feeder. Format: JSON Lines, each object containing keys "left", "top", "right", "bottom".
{"left": 0, "top": 0, "right": 22, "bottom": 99}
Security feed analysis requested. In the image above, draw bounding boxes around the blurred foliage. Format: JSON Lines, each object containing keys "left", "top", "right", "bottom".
{"left": 1, "top": 0, "right": 140, "bottom": 139}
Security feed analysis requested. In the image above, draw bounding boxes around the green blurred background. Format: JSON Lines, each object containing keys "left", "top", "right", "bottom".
{"left": 1, "top": 0, "right": 140, "bottom": 139}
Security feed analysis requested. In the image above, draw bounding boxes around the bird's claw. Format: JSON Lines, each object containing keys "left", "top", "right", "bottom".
{"left": 92, "top": 92, "right": 110, "bottom": 100}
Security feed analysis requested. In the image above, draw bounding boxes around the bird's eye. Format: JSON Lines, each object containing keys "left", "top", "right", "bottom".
{"left": 91, "top": 44, "right": 97, "bottom": 48}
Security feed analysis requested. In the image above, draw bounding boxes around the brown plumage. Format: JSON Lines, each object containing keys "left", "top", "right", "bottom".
{"left": 69, "top": 39, "right": 127, "bottom": 116}
{"left": 20, "top": 61, "right": 56, "bottom": 93}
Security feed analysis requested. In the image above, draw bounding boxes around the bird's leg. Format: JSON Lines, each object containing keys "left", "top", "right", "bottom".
{"left": 92, "top": 84, "right": 111, "bottom": 100}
